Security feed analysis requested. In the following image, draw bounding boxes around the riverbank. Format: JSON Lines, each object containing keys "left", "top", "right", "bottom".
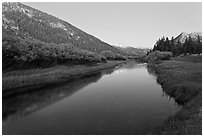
{"left": 149, "top": 55, "right": 202, "bottom": 135}
{"left": 3, "top": 60, "right": 127, "bottom": 98}
{"left": 3, "top": 60, "right": 178, "bottom": 135}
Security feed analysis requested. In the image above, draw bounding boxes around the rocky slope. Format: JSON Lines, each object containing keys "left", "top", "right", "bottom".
{"left": 174, "top": 32, "right": 202, "bottom": 43}
{"left": 2, "top": 2, "right": 125, "bottom": 55}
{"left": 2, "top": 2, "right": 131, "bottom": 70}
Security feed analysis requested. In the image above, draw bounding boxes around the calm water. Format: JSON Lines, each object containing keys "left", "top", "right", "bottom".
{"left": 3, "top": 62, "right": 179, "bottom": 135}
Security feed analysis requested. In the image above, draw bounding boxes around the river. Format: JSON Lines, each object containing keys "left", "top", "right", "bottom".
{"left": 3, "top": 62, "right": 179, "bottom": 135}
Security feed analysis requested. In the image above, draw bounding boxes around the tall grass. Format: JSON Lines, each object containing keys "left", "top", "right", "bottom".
{"left": 151, "top": 55, "right": 202, "bottom": 134}
{"left": 151, "top": 55, "right": 202, "bottom": 105}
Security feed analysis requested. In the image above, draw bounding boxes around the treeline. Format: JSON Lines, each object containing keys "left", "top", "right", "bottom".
{"left": 152, "top": 36, "right": 202, "bottom": 56}
{"left": 3, "top": 34, "right": 127, "bottom": 70}
{"left": 2, "top": 34, "right": 101, "bottom": 70}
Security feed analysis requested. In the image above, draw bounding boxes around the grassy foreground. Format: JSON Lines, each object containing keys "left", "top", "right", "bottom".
{"left": 3, "top": 60, "right": 125, "bottom": 98}
{"left": 149, "top": 55, "right": 202, "bottom": 135}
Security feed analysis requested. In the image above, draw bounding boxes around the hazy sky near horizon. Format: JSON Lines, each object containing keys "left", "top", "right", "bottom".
{"left": 24, "top": 2, "right": 202, "bottom": 48}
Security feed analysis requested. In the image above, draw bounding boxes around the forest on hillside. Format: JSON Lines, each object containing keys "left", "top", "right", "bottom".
{"left": 151, "top": 36, "right": 202, "bottom": 56}
{"left": 2, "top": 34, "right": 127, "bottom": 71}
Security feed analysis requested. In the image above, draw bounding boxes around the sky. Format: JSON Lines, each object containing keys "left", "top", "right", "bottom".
{"left": 23, "top": 2, "right": 202, "bottom": 48}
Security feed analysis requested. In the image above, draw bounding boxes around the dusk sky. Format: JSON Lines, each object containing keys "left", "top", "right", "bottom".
{"left": 23, "top": 2, "right": 202, "bottom": 48}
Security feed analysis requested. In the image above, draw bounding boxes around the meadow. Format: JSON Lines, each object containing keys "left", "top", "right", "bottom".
{"left": 150, "top": 55, "right": 202, "bottom": 134}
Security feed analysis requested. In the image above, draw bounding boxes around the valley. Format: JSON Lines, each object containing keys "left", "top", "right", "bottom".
{"left": 2, "top": 2, "right": 202, "bottom": 135}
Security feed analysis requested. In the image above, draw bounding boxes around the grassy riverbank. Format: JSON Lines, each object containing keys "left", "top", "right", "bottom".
{"left": 149, "top": 55, "right": 202, "bottom": 135}
{"left": 3, "top": 60, "right": 126, "bottom": 98}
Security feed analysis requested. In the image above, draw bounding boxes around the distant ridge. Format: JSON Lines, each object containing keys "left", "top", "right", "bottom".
{"left": 174, "top": 32, "right": 202, "bottom": 43}
{"left": 114, "top": 46, "right": 149, "bottom": 56}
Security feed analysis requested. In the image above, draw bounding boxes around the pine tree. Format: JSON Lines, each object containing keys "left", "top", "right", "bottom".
{"left": 197, "top": 35, "right": 202, "bottom": 54}
{"left": 153, "top": 35, "right": 202, "bottom": 56}
{"left": 183, "top": 39, "right": 188, "bottom": 55}
{"left": 188, "top": 37, "right": 194, "bottom": 54}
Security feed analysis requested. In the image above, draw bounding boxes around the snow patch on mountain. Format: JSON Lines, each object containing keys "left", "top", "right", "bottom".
{"left": 174, "top": 32, "right": 202, "bottom": 43}
{"left": 115, "top": 43, "right": 125, "bottom": 47}
{"left": 49, "top": 22, "right": 67, "bottom": 30}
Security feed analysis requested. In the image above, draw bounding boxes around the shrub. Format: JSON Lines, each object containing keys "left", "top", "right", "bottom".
{"left": 144, "top": 51, "right": 173, "bottom": 63}
{"left": 2, "top": 34, "right": 106, "bottom": 70}
{"left": 99, "top": 55, "right": 107, "bottom": 63}
{"left": 115, "top": 53, "right": 127, "bottom": 60}
{"left": 100, "top": 50, "right": 127, "bottom": 60}
{"left": 100, "top": 50, "right": 116, "bottom": 60}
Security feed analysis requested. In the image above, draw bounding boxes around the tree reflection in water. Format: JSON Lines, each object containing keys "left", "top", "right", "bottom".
{"left": 3, "top": 68, "right": 115, "bottom": 121}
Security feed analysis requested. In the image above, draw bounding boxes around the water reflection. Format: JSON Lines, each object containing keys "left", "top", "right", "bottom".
{"left": 3, "top": 62, "right": 179, "bottom": 135}
{"left": 114, "top": 62, "right": 147, "bottom": 75}
{"left": 147, "top": 66, "right": 178, "bottom": 106}
{"left": 3, "top": 69, "right": 115, "bottom": 121}
{"left": 146, "top": 66, "right": 158, "bottom": 77}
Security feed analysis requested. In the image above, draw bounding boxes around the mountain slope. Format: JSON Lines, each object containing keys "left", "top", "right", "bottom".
{"left": 2, "top": 2, "right": 125, "bottom": 55}
{"left": 174, "top": 32, "right": 202, "bottom": 43}
{"left": 114, "top": 46, "right": 149, "bottom": 56}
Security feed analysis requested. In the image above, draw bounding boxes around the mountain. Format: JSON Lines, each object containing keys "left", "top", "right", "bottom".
{"left": 174, "top": 32, "right": 202, "bottom": 43}
{"left": 2, "top": 2, "right": 125, "bottom": 55}
{"left": 114, "top": 46, "right": 149, "bottom": 56}
{"left": 3, "top": 2, "right": 131, "bottom": 70}
{"left": 153, "top": 32, "right": 202, "bottom": 56}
